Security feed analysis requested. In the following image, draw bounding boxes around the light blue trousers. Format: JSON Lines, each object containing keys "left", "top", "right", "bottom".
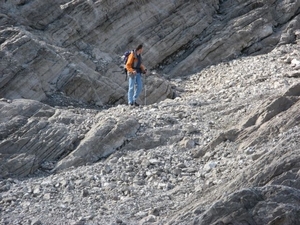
{"left": 128, "top": 73, "right": 142, "bottom": 104}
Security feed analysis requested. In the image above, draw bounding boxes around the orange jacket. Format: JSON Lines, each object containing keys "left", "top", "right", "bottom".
{"left": 125, "top": 51, "right": 146, "bottom": 73}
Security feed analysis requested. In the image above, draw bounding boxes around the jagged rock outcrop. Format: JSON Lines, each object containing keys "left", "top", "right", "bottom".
{"left": 1, "top": 0, "right": 299, "bottom": 105}
{"left": 0, "top": 98, "right": 92, "bottom": 177}
{"left": 193, "top": 83, "right": 300, "bottom": 158}
{"left": 197, "top": 185, "right": 300, "bottom": 225}
{"left": 0, "top": 0, "right": 175, "bottom": 106}
{"left": 54, "top": 115, "right": 140, "bottom": 171}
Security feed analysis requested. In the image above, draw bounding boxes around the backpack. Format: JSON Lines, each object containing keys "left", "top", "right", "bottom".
{"left": 122, "top": 50, "right": 134, "bottom": 80}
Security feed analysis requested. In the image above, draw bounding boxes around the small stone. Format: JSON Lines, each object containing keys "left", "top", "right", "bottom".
{"left": 150, "top": 208, "right": 160, "bottom": 216}
{"left": 177, "top": 163, "right": 186, "bottom": 168}
{"left": 43, "top": 193, "right": 51, "bottom": 200}
{"left": 140, "top": 215, "right": 157, "bottom": 223}
{"left": 193, "top": 148, "right": 207, "bottom": 158}
{"left": 204, "top": 161, "right": 217, "bottom": 173}
{"left": 33, "top": 186, "right": 41, "bottom": 196}
{"left": 180, "top": 137, "right": 195, "bottom": 149}
{"left": 245, "top": 147, "right": 255, "bottom": 155}
{"left": 82, "top": 189, "right": 89, "bottom": 197}
{"left": 116, "top": 218, "right": 123, "bottom": 223}
{"left": 149, "top": 159, "right": 160, "bottom": 165}
{"left": 173, "top": 168, "right": 182, "bottom": 175}
{"left": 31, "top": 219, "right": 42, "bottom": 225}
{"left": 291, "top": 59, "right": 300, "bottom": 67}
{"left": 193, "top": 207, "right": 204, "bottom": 215}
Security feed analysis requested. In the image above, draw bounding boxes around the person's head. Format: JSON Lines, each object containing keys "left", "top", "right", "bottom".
{"left": 136, "top": 44, "right": 143, "bottom": 55}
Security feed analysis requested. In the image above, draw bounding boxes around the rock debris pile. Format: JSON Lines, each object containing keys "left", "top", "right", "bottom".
{"left": 1, "top": 43, "right": 300, "bottom": 224}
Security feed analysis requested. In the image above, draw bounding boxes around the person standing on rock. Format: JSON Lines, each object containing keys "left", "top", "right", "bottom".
{"left": 126, "top": 44, "right": 147, "bottom": 106}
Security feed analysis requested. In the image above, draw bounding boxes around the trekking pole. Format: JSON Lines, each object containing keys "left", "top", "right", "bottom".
{"left": 144, "top": 73, "right": 147, "bottom": 105}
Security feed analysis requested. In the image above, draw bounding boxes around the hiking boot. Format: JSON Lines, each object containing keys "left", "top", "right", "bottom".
{"left": 134, "top": 102, "right": 139, "bottom": 107}
{"left": 128, "top": 102, "right": 134, "bottom": 106}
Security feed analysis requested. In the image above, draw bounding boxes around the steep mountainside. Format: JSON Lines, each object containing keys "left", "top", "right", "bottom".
{"left": 0, "top": 0, "right": 300, "bottom": 224}
{"left": 1, "top": 0, "right": 299, "bottom": 105}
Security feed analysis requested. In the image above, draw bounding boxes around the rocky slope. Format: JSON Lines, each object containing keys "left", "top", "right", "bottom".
{"left": 1, "top": 0, "right": 300, "bottom": 224}
{"left": 1, "top": 43, "right": 300, "bottom": 224}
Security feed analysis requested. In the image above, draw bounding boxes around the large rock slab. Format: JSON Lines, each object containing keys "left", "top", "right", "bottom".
{"left": 54, "top": 116, "right": 140, "bottom": 171}
{"left": 197, "top": 185, "right": 300, "bottom": 225}
{"left": 0, "top": 99, "right": 90, "bottom": 178}
{"left": 1, "top": 0, "right": 299, "bottom": 106}
{"left": 0, "top": 0, "right": 176, "bottom": 106}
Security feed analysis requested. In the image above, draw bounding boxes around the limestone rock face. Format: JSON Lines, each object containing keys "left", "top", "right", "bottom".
{"left": 1, "top": 1, "right": 300, "bottom": 225}
{"left": 0, "top": 99, "right": 90, "bottom": 177}
{"left": 0, "top": 0, "right": 175, "bottom": 106}
{"left": 197, "top": 185, "right": 300, "bottom": 225}
{"left": 54, "top": 115, "right": 140, "bottom": 171}
{"left": 1, "top": 0, "right": 299, "bottom": 105}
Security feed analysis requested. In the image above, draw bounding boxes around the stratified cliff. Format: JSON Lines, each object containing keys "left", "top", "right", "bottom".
{"left": 0, "top": 0, "right": 300, "bottom": 224}
{"left": 1, "top": 0, "right": 299, "bottom": 105}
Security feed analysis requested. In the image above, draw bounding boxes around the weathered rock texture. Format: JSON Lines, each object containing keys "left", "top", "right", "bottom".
{"left": 1, "top": 0, "right": 300, "bottom": 225}
{"left": 1, "top": 0, "right": 300, "bottom": 105}
{"left": 0, "top": 99, "right": 89, "bottom": 177}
